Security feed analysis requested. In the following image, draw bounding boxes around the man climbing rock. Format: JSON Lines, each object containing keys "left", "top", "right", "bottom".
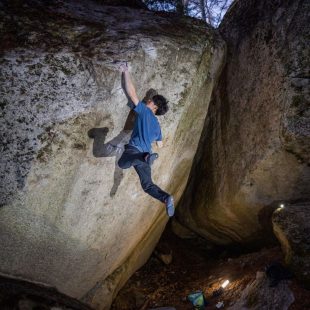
{"left": 118, "top": 63, "right": 174, "bottom": 217}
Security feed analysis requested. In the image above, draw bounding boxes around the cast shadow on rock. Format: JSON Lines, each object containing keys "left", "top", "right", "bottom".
{"left": 88, "top": 110, "right": 135, "bottom": 197}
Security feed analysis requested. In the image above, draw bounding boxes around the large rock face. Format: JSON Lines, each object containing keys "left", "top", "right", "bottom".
{"left": 273, "top": 203, "right": 310, "bottom": 288}
{"left": 0, "top": 0, "right": 225, "bottom": 308}
{"left": 177, "top": 0, "right": 310, "bottom": 244}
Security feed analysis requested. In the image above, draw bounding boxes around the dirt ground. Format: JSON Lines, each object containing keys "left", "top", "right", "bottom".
{"left": 0, "top": 221, "right": 308, "bottom": 310}
{"left": 112, "top": 222, "right": 310, "bottom": 310}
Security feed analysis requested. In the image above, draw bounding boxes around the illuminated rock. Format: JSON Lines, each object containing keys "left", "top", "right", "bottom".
{"left": 0, "top": 1, "right": 225, "bottom": 308}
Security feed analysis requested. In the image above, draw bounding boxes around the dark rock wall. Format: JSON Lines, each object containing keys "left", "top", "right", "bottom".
{"left": 177, "top": 0, "right": 310, "bottom": 245}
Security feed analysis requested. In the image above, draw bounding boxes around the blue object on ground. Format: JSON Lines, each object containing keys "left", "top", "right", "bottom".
{"left": 187, "top": 291, "right": 208, "bottom": 309}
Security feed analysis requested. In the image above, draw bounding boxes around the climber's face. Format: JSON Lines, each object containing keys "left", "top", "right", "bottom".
{"left": 146, "top": 99, "right": 158, "bottom": 115}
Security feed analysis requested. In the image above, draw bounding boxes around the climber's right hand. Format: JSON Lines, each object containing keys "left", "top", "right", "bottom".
{"left": 119, "top": 62, "right": 128, "bottom": 73}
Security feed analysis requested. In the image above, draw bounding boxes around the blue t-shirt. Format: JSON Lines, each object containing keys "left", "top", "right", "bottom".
{"left": 129, "top": 101, "right": 162, "bottom": 153}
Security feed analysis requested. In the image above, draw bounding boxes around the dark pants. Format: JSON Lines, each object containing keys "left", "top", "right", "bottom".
{"left": 118, "top": 144, "right": 169, "bottom": 203}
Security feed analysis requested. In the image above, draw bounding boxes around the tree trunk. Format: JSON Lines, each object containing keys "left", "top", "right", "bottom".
{"left": 176, "top": 0, "right": 184, "bottom": 15}
{"left": 200, "top": 0, "right": 206, "bottom": 21}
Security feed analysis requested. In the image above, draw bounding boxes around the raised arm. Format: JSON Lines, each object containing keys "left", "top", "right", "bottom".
{"left": 120, "top": 63, "right": 139, "bottom": 106}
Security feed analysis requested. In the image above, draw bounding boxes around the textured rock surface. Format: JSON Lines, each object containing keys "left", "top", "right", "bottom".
{"left": 228, "top": 271, "right": 295, "bottom": 310}
{"left": 273, "top": 203, "right": 310, "bottom": 288}
{"left": 177, "top": 0, "right": 310, "bottom": 244}
{"left": 0, "top": 0, "right": 225, "bottom": 308}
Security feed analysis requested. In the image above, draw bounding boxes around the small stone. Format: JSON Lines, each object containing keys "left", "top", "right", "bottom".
{"left": 216, "top": 301, "right": 224, "bottom": 309}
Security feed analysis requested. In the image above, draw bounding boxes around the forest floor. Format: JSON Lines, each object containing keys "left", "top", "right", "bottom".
{"left": 0, "top": 221, "right": 309, "bottom": 310}
{"left": 112, "top": 222, "right": 310, "bottom": 310}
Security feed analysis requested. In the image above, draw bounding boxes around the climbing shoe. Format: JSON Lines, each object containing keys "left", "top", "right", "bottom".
{"left": 165, "top": 196, "right": 175, "bottom": 217}
{"left": 145, "top": 152, "right": 159, "bottom": 166}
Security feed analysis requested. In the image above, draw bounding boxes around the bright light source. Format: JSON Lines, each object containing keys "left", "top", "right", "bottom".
{"left": 280, "top": 204, "right": 284, "bottom": 208}
{"left": 221, "top": 280, "right": 230, "bottom": 288}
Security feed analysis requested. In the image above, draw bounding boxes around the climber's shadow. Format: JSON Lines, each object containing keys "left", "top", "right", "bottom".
{"left": 88, "top": 88, "right": 158, "bottom": 197}
{"left": 88, "top": 110, "right": 135, "bottom": 197}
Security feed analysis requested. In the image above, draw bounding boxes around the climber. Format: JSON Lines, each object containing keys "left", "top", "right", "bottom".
{"left": 117, "top": 63, "right": 174, "bottom": 217}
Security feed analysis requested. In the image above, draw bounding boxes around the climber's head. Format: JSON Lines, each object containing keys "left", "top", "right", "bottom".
{"left": 146, "top": 95, "right": 169, "bottom": 116}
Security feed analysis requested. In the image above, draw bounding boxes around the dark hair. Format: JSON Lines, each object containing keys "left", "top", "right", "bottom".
{"left": 152, "top": 95, "right": 169, "bottom": 116}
